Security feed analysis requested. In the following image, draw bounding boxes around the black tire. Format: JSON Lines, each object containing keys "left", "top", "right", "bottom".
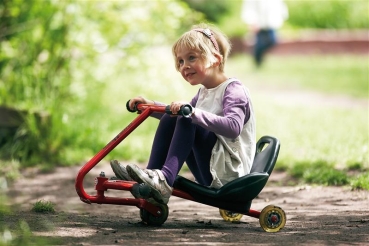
{"left": 140, "top": 202, "right": 169, "bottom": 226}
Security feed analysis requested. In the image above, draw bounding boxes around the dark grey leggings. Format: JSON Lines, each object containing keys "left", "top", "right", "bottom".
{"left": 147, "top": 114, "right": 217, "bottom": 186}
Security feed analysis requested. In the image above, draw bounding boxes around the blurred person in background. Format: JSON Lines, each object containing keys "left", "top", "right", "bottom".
{"left": 241, "top": 0, "right": 288, "bottom": 67}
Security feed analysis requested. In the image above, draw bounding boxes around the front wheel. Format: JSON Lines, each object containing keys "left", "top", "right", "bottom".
{"left": 140, "top": 201, "right": 169, "bottom": 226}
{"left": 259, "top": 205, "right": 286, "bottom": 232}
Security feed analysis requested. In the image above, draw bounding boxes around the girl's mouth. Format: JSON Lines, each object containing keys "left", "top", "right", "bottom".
{"left": 186, "top": 72, "right": 195, "bottom": 79}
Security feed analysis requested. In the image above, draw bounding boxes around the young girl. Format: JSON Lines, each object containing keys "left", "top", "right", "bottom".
{"left": 111, "top": 24, "right": 256, "bottom": 205}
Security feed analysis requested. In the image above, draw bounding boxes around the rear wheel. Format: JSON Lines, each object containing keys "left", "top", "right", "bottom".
{"left": 259, "top": 205, "right": 286, "bottom": 232}
{"left": 219, "top": 209, "right": 243, "bottom": 222}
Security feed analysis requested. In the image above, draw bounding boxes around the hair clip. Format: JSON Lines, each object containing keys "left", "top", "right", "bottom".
{"left": 202, "top": 28, "right": 212, "bottom": 38}
{"left": 193, "top": 28, "right": 219, "bottom": 51}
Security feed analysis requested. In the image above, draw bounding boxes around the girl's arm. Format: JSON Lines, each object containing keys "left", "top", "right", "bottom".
{"left": 150, "top": 89, "right": 200, "bottom": 119}
{"left": 191, "top": 81, "right": 250, "bottom": 139}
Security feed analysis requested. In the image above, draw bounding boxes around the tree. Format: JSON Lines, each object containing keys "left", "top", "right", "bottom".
{"left": 0, "top": 0, "right": 202, "bottom": 167}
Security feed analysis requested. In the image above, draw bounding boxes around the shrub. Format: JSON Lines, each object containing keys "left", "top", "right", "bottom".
{"left": 351, "top": 172, "right": 369, "bottom": 190}
{"left": 286, "top": 0, "right": 369, "bottom": 29}
{"left": 289, "top": 161, "right": 349, "bottom": 186}
{"left": 31, "top": 200, "right": 55, "bottom": 213}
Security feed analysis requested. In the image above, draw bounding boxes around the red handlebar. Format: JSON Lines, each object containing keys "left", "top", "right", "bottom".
{"left": 75, "top": 104, "right": 165, "bottom": 202}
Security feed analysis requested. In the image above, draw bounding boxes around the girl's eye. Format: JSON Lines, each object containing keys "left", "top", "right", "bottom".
{"left": 189, "top": 56, "right": 195, "bottom": 61}
{"left": 178, "top": 59, "right": 184, "bottom": 66}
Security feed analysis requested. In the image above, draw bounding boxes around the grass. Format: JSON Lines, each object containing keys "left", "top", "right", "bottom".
{"left": 31, "top": 200, "right": 55, "bottom": 213}
{"left": 230, "top": 55, "right": 368, "bottom": 168}
{"left": 288, "top": 160, "right": 349, "bottom": 186}
{"left": 351, "top": 171, "right": 369, "bottom": 190}
{"left": 0, "top": 198, "right": 56, "bottom": 246}
{"left": 227, "top": 54, "right": 368, "bottom": 98}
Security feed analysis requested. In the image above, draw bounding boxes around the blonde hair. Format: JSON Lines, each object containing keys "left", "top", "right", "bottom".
{"left": 172, "top": 23, "right": 231, "bottom": 72}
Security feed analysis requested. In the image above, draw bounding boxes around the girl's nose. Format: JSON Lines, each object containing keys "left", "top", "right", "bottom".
{"left": 181, "top": 64, "right": 190, "bottom": 71}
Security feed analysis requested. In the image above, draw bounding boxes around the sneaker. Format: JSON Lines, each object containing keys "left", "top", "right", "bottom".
{"left": 126, "top": 164, "right": 173, "bottom": 204}
{"left": 110, "top": 160, "right": 133, "bottom": 181}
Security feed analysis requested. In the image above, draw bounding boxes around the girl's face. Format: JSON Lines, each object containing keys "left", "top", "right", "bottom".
{"left": 175, "top": 47, "right": 212, "bottom": 87}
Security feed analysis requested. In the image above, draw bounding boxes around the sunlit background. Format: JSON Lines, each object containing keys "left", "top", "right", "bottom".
{"left": 0, "top": 0, "right": 368, "bottom": 244}
{"left": 0, "top": 0, "right": 368, "bottom": 201}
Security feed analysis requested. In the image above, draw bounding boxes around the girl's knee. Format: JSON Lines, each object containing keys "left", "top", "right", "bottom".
{"left": 176, "top": 116, "right": 193, "bottom": 127}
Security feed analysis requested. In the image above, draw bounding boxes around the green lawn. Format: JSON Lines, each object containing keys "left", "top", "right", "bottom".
{"left": 227, "top": 54, "right": 368, "bottom": 98}
{"left": 226, "top": 54, "right": 368, "bottom": 169}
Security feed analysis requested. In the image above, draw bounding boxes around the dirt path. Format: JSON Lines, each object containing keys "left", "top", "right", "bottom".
{"left": 4, "top": 162, "right": 369, "bottom": 245}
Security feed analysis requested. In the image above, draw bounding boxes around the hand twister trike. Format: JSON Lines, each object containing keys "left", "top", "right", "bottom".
{"left": 75, "top": 102, "right": 286, "bottom": 232}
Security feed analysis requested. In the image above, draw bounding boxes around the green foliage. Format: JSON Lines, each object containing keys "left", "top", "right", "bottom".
{"left": 31, "top": 200, "right": 55, "bottom": 213}
{"left": 0, "top": 0, "right": 202, "bottom": 167}
{"left": 289, "top": 161, "right": 349, "bottom": 186}
{"left": 0, "top": 228, "right": 12, "bottom": 246}
{"left": 0, "top": 0, "right": 71, "bottom": 109}
{"left": 1, "top": 197, "right": 50, "bottom": 245}
{"left": 1, "top": 114, "right": 56, "bottom": 166}
{"left": 182, "top": 0, "right": 231, "bottom": 23}
{"left": 234, "top": 55, "right": 368, "bottom": 98}
{"left": 0, "top": 196, "right": 10, "bottom": 217}
{"left": 347, "top": 162, "right": 364, "bottom": 171}
{"left": 288, "top": 161, "right": 369, "bottom": 190}
{"left": 217, "top": 0, "right": 248, "bottom": 38}
{"left": 0, "top": 0, "right": 74, "bottom": 166}
{"left": 0, "top": 160, "right": 20, "bottom": 180}
{"left": 351, "top": 172, "right": 369, "bottom": 190}
{"left": 286, "top": 0, "right": 369, "bottom": 29}
{"left": 56, "top": 0, "right": 202, "bottom": 165}
{"left": 2, "top": 220, "right": 53, "bottom": 246}
{"left": 216, "top": 0, "right": 368, "bottom": 38}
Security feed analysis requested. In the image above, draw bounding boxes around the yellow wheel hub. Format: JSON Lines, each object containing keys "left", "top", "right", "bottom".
{"left": 259, "top": 205, "right": 286, "bottom": 232}
{"left": 219, "top": 209, "right": 243, "bottom": 222}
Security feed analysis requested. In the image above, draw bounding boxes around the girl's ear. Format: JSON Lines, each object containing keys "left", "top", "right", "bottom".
{"left": 212, "top": 53, "right": 223, "bottom": 67}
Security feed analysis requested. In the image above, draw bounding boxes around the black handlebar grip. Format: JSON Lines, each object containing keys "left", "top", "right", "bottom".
{"left": 165, "top": 104, "right": 193, "bottom": 118}
{"left": 180, "top": 104, "right": 193, "bottom": 117}
{"left": 126, "top": 100, "right": 138, "bottom": 113}
{"left": 165, "top": 105, "right": 172, "bottom": 115}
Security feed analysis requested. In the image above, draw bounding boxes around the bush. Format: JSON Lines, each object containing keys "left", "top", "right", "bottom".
{"left": 0, "top": 0, "right": 202, "bottom": 168}
{"left": 286, "top": 0, "right": 369, "bottom": 29}
{"left": 289, "top": 161, "right": 349, "bottom": 186}
{"left": 182, "top": 0, "right": 231, "bottom": 23}
{"left": 31, "top": 200, "right": 55, "bottom": 213}
{"left": 351, "top": 172, "right": 369, "bottom": 190}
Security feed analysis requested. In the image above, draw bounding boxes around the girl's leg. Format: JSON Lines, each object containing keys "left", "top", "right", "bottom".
{"left": 161, "top": 117, "right": 217, "bottom": 186}
{"left": 146, "top": 114, "right": 177, "bottom": 170}
{"left": 185, "top": 151, "right": 204, "bottom": 183}
{"left": 160, "top": 116, "right": 196, "bottom": 186}
{"left": 185, "top": 128, "right": 217, "bottom": 186}
{"left": 126, "top": 116, "right": 216, "bottom": 204}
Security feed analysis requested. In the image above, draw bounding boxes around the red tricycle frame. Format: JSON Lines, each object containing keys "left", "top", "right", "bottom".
{"left": 75, "top": 104, "right": 286, "bottom": 231}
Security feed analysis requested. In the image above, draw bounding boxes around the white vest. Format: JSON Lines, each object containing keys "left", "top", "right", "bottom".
{"left": 195, "top": 78, "right": 256, "bottom": 188}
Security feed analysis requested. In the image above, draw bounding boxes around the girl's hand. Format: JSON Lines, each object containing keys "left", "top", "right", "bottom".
{"left": 128, "top": 96, "right": 154, "bottom": 111}
{"left": 169, "top": 101, "right": 188, "bottom": 115}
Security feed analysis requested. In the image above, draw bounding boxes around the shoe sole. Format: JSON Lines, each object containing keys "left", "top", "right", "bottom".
{"left": 110, "top": 162, "right": 132, "bottom": 181}
{"left": 126, "top": 165, "right": 167, "bottom": 204}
